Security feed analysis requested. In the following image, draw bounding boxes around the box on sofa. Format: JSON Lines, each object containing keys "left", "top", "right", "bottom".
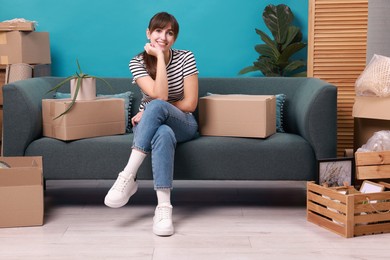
{"left": 198, "top": 94, "right": 276, "bottom": 138}
{"left": 0, "top": 156, "right": 43, "bottom": 228}
{"left": 42, "top": 98, "right": 125, "bottom": 141}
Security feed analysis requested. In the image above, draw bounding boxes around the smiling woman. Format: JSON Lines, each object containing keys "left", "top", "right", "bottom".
{"left": 104, "top": 12, "right": 199, "bottom": 237}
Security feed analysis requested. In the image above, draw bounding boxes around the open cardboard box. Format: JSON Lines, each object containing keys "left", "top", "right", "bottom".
{"left": 0, "top": 156, "right": 44, "bottom": 228}
{"left": 352, "top": 96, "right": 390, "bottom": 150}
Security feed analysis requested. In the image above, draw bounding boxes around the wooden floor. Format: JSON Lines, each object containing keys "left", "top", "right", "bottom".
{"left": 0, "top": 180, "right": 390, "bottom": 259}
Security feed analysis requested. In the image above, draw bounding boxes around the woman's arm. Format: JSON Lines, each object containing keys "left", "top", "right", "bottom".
{"left": 135, "top": 44, "right": 169, "bottom": 100}
{"left": 172, "top": 74, "right": 199, "bottom": 113}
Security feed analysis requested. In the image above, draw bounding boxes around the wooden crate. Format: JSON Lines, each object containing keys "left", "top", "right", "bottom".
{"left": 307, "top": 182, "right": 390, "bottom": 238}
{"left": 355, "top": 151, "right": 390, "bottom": 180}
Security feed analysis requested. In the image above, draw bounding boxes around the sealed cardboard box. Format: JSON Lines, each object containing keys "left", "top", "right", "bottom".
{"left": 42, "top": 98, "right": 125, "bottom": 141}
{"left": 0, "top": 31, "right": 51, "bottom": 64}
{"left": 0, "top": 22, "right": 35, "bottom": 31}
{"left": 352, "top": 96, "right": 390, "bottom": 150}
{"left": 199, "top": 94, "right": 276, "bottom": 138}
{"left": 0, "top": 156, "right": 43, "bottom": 228}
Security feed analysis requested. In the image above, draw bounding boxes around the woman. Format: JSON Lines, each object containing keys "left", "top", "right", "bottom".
{"left": 104, "top": 12, "right": 199, "bottom": 237}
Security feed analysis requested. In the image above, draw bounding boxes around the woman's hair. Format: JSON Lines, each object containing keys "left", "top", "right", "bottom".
{"left": 143, "top": 12, "right": 179, "bottom": 79}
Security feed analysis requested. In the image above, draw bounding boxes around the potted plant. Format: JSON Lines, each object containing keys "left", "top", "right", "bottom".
{"left": 46, "top": 59, "right": 113, "bottom": 118}
{"left": 239, "top": 4, "right": 307, "bottom": 77}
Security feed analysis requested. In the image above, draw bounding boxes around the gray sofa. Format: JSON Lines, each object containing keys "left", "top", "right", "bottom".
{"left": 2, "top": 77, "right": 337, "bottom": 182}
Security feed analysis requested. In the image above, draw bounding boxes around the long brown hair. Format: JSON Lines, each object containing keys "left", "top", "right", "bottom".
{"left": 143, "top": 12, "right": 179, "bottom": 79}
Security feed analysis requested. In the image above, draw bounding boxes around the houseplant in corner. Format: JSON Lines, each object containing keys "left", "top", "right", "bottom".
{"left": 239, "top": 4, "right": 307, "bottom": 77}
{"left": 46, "top": 59, "right": 113, "bottom": 118}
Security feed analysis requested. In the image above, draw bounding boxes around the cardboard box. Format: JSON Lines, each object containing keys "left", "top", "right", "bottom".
{"left": 0, "top": 31, "right": 51, "bottom": 64}
{"left": 0, "top": 64, "right": 51, "bottom": 105}
{"left": 0, "top": 22, "right": 35, "bottom": 31}
{"left": 352, "top": 96, "right": 390, "bottom": 150}
{"left": 307, "top": 182, "right": 390, "bottom": 238}
{"left": 199, "top": 94, "right": 276, "bottom": 138}
{"left": 42, "top": 98, "right": 125, "bottom": 141}
{"left": 0, "top": 156, "right": 44, "bottom": 228}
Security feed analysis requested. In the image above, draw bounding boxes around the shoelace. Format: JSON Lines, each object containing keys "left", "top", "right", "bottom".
{"left": 156, "top": 206, "right": 172, "bottom": 220}
{"left": 112, "top": 175, "right": 129, "bottom": 192}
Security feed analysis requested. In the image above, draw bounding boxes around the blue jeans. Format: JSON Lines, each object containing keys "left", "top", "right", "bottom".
{"left": 132, "top": 100, "right": 198, "bottom": 190}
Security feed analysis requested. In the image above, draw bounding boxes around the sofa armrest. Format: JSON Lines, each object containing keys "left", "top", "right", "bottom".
{"left": 287, "top": 78, "right": 337, "bottom": 159}
{"left": 2, "top": 77, "right": 63, "bottom": 156}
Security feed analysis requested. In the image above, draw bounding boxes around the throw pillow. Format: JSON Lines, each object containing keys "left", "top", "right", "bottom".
{"left": 205, "top": 92, "right": 286, "bottom": 133}
{"left": 53, "top": 91, "right": 133, "bottom": 133}
{"left": 275, "top": 93, "right": 286, "bottom": 133}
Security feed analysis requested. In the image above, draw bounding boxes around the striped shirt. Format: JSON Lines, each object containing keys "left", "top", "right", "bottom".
{"left": 129, "top": 49, "right": 198, "bottom": 110}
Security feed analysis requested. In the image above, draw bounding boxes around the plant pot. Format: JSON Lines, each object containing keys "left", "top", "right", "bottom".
{"left": 70, "top": 78, "right": 96, "bottom": 101}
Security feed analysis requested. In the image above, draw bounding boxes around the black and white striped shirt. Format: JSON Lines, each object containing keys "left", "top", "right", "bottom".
{"left": 129, "top": 49, "right": 198, "bottom": 111}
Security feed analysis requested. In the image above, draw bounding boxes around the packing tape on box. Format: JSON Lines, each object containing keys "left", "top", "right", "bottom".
{"left": 0, "top": 33, "right": 5, "bottom": 44}
{"left": 0, "top": 56, "right": 7, "bottom": 65}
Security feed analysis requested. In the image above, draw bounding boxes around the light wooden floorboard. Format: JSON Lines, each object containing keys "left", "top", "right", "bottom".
{"left": 0, "top": 180, "right": 390, "bottom": 260}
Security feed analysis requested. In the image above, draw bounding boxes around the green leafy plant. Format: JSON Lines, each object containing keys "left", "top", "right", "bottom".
{"left": 239, "top": 4, "right": 307, "bottom": 77}
{"left": 46, "top": 59, "right": 113, "bottom": 119}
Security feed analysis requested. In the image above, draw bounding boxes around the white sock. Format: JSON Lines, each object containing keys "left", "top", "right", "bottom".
{"left": 156, "top": 189, "right": 171, "bottom": 206}
{"left": 122, "top": 149, "right": 147, "bottom": 179}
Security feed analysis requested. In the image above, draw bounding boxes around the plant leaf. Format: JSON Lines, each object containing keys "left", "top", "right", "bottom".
{"left": 282, "top": 26, "right": 300, "bottom": 50}
{"left": 279, "top": 42, "right": 307, "bottom": 62}
{"left": 255, "top": 44, "right": 275, "bottom": 58}
{"left": 283, "top": 60, "right": 306, "bottom": 75}
{"left": 238, "top": 66, "right": 259, "bottom": 75}
{"left": 291, "top": 71, "right": 307, "bottom": 77}
{"left": 54, "top": 78, "right": 81, "bottom": 119}
{"left": 262, "top": 4, "right": 293, "bottom": 44}
{"left": 255, "top": 57, "right": 281, "bottom": 76}
{"left": 45, "top": 76, "right": 75, "bottom": 95}
{"left": 76, "top": 59, "right": 82, "bottom": 74}
{"left": 255, "top": 29, "right": 280, "bottom": 59}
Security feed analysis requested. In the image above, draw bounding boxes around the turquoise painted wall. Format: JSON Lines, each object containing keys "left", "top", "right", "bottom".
{"left": 1, "top": 0, "right": 308, "bottom": 77}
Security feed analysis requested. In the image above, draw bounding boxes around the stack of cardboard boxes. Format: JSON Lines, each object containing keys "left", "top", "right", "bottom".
{"left": 0, "top": 20, "right": 50, "bottom": 228}
{"left": 0, "top": 20, "right": 52, "bottom": 144}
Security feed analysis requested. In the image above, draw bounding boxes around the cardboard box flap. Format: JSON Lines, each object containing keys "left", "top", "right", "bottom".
{"left": 0, "top": 156, "right": 42, "bottom": 169}
{"left": 353, "top": 96, "right": 390, "bottom": 120}
{"left": 0, "top": 157, "right": 43, "bottom": 187}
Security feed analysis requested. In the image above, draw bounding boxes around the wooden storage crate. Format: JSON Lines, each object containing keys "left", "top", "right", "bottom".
{"left": 307, "top": 182, "right": 390, "bottom": 238}
{"left": 355, "top": 151, "right": 390, "bottom": 180}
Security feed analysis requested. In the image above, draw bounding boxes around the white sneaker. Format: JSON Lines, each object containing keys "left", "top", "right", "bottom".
{"left": 153, "top": 204, "right": 174, "bottom": 236}
{"left": 104, "top": 172, "right": 138, "bottom": 208}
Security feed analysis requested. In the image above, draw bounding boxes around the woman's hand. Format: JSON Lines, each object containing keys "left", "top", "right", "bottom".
{"left": 131, "top": 111, "right": 144, "bottom": 126}
{"left": 144, "top": 43, "right": 163, "bottom": 58}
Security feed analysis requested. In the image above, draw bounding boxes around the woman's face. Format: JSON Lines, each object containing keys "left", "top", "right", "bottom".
{"left": 147, "top": 23, "right": 176, "bottom": 53}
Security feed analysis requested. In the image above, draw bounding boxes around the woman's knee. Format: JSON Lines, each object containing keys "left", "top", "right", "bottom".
{"left": 152, "top": 125, "right": 176, "bottom": 146}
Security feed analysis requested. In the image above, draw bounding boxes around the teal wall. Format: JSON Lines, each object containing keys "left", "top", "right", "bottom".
{"left": 1, "top": 0, "right": 308, "bottom": 78}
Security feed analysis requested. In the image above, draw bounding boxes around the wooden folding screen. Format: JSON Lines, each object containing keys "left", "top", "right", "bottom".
{"left": 307, "top": 0, "right": 368, "bottom": 156}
